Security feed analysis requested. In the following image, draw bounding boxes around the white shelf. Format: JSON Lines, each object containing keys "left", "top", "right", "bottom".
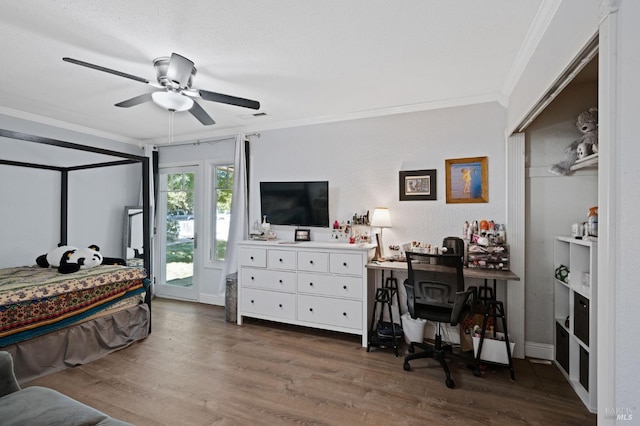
{"left": 553, "top": 236, "right": 597, "bottom": 413}
{"left": 570, "top": 152, "right": 599, "bottom": 171}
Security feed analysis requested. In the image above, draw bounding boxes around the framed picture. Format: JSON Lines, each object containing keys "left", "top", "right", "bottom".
{"left": 445, "top": 156, "right": 488, "bottom": 203}
{"left": 294, "top": 228, "right": 311, "bottom": 241}
{"left": 399, "top": 169, "right": 436, "bottom": 201}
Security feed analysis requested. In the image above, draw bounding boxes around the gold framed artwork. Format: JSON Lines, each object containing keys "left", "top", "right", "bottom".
{"left": 445, "top": 156, "right": 488, "bottom": 203}
{"left": 399, "top": 169, "right": 436, "bottom": 201}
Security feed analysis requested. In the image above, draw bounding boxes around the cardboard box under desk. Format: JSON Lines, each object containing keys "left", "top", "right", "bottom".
{"left": 466, "top": 244, "right": 510, "bottom": 270}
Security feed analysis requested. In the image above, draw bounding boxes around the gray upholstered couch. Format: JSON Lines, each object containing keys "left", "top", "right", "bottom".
{"left": 0, "top": 351, "right": 132, "bottom": 426}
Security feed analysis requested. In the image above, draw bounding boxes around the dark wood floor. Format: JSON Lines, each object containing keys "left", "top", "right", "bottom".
{"left": 28, "top": 299, "right": 596, "bottom": 425}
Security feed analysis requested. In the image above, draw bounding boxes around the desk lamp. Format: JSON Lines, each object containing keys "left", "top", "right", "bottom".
{"left": 371, "top": 207, "right": 392, "bottom": 260}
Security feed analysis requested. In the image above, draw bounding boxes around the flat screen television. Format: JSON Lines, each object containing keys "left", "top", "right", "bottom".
{"left": 260, "top": 181, "right": 329, "bottom": 228}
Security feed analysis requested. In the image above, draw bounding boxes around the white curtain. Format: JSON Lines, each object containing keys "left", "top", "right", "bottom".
{"left": 219, "top": 133, "right": 249, "bottom": 296}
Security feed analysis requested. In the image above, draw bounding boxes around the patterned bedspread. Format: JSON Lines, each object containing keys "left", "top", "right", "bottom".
{"left": 0, "top": 265, "right": 147, "bottom": 343}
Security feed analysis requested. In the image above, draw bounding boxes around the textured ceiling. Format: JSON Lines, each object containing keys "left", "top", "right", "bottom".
{"left": 0, "top": 1, "right": 546, "bottom": 144}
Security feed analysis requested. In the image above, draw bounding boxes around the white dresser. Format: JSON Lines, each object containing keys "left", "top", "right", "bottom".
{"left": 237, "top": 240, "right": 375, "bottom": 347}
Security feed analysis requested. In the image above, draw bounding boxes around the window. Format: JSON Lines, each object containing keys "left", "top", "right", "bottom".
{"left": 212, "top": 164, "right": 233, "bottom": 261}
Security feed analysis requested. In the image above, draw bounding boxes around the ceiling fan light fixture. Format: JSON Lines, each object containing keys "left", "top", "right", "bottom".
{"left": 152, "top": 91, "right": 193, "bottom": 112}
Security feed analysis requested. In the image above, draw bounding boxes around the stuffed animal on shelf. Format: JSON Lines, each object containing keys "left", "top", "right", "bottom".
{"left": 36, "top": 244, "right": 126, "bottom": 274}
{"left": 549, "top": 107, "right": 598, "bottom": 176}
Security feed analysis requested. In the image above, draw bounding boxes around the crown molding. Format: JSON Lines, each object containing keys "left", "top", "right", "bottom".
{"left": 0, "top": 106, "right": 142, "bottom": 146}
{"left": 501, "top": 0, "right": 563, "bottom": 99}
{"left": 144, "top": 92, "right": 503, "bottom": 145}
{"left": 2, "top": 92, "right": 503, "bottom": 147}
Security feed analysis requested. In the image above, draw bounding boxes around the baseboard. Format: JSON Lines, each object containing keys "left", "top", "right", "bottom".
{"left": 524, "top": 341, "right": 554, "bottom": 360}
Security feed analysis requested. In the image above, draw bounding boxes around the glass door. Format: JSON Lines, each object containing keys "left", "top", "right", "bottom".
{"left": 156, "top": 166, "right": 199, "bottom": 300}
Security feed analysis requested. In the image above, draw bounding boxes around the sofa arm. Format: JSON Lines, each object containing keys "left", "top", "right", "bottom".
{"left": 0, "top": 351, "right": 21, "bottom": 397}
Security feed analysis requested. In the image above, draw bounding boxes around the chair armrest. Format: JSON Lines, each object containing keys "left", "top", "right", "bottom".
{"left": 450, "top": 287, "right": 476, "bottom": 326}
{"left": 465, "top": 286, "right": 478, "bottom": 307}
{"left": 403, "top": 279, "right": 416, "bottom": 319}
{"left": 0, "top": 351, "right": 21, "bottom": 397}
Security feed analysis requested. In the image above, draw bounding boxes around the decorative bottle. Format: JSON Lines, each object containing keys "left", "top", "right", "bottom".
{"left": 587, "top": 206, "right": 598, "bottom": 237}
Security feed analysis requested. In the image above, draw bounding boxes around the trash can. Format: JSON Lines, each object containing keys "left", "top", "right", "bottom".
{"left": 401, "top": 313, "right": 426, "bottom": 344}
{"left": 225, "top": 272, "right": 238, "bottom": 323}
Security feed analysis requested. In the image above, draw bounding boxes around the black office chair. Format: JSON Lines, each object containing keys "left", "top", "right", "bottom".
{"left": 403, "top": 251, "right": 476, "bottom": 388}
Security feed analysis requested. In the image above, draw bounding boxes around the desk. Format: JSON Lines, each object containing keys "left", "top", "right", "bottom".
{"left": 366, "top": 260, "right": 521, "bottom": 376}
{"left": 367, "top": 260, "right": 520, "bottom": 281}
{"left": 367, "top": 261, "right": 519, "bottom": 304}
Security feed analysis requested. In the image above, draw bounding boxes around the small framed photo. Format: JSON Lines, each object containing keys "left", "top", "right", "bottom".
{"left": 445, "top": 156, "right": 488, "bottom": 203}
{"left": 295, "top": 229, "right": 311, "bottom": 241}
{"left": 399, "top": 169, "right": 436, "bottom": 201}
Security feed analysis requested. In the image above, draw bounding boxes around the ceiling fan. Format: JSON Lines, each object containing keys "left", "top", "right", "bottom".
{"left": 62, "top": 53, "right": 260, "bottom": 125}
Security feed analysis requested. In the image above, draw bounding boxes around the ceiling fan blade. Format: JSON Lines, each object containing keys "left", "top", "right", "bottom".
{"left": 199, "top": 90, "right": 261, "bottom": 110}
{"left": 189, "top": 100, "right": 215, "bottom": 125}
{"left": 166, "top": 53, "right": 195, "bottom": 88}
{"left": 115, "top": 93, "right": 154, "bottom": 108}
{"left": 63, "top": 57, "right": 154, "bottom": 85}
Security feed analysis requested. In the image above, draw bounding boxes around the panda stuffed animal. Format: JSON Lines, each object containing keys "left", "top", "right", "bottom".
{"left": 36, "top": 244, "right": 126, "bottom": 274}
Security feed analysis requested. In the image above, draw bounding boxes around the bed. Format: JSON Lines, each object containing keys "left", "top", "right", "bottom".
{"left": 0, "top": 128, "right": 153, "bottom": 383}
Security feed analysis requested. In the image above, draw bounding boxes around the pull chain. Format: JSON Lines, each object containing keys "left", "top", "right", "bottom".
{"left": 170, "top": 110, "right": 175, "bottom": 144}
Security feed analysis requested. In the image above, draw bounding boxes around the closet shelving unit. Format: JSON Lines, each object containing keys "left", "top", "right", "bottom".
{"left": 553, "top": 236, "right": 597, "bottom": 413}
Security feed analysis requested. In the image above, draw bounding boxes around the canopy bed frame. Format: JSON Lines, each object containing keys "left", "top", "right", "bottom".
{"left": 0, "top": 128, "right": 153, "bottom": 383}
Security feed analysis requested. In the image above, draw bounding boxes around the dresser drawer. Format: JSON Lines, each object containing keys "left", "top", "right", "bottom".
{"left": 238, "top": 247, "right": 267, "bottom": 268}
{"left": 267, "top": 249, "right": 297, "bottom": 270}
{"left": 329, "top": 253, "right": 363, "bottom": 276}
{"left": 241, "top": 288, "right": 296, "bottom": 320}
{"left": 241, "top": 267, "right": 296, "bottom": 292}
{"left": 297, "top": 273, "right": 363, "bottom": 299}
{"left": 297, "top": 294, "right": 362, "bottom": 330}
{"left": 297, "top": 251, "right": 329, "bottom": 273}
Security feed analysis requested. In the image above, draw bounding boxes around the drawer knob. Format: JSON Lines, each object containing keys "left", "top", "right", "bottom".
{"left": 343, "top": 262, "right": 347, "bottom": 267}
{"left": 279, "top": 279, "right": 283, "bottom": 284}
{"left": 309, "top": 282, "right": 314, "bottom": 287}
{"left": 251, "top": 276, "right": 255, "bottom": 280}
{"left": 342, "top": 312, "right": 347, "bottom": 316}
{"left": 310, "top": 260, "right": 314, "bottom": 264}
{"left": 278, "top": 304, "right": 283, "bottom": 308}
{"left": 279, "top": 258, "right": 283, "bottom": 262}
{"left": 343, "top": 285, "right": 347, "bottom": 290}
{"left": 251, "top": 300, "right": 254, "bottom": 304}
{"left": 309, "top": 308, "right": 313, "bottom": 312}
{"left": 250, "top": 256, "right": 254, "bottom": 260}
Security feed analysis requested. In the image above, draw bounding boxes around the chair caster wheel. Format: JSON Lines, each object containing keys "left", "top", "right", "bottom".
{"left": 472, "top": 368, "right": 482, "bottom": 377}
{"left": 408, "top": 345, "right": 415, "bottom": 354}
{"left": 445, "top": 378, "right": 455, "bottom": 389}
{"left": 403, "top": 362, "right": 411, "bottom": 371}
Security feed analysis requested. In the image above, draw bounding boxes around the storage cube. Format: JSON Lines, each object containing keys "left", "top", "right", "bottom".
{"left": 573, "top": 293, "right": 590, "bottom": 346}
{"left": 555, "top": 321, "right": 570, "bottom": 373}
{"left": 579, "top": 346, "right": 589, "bottom": 391}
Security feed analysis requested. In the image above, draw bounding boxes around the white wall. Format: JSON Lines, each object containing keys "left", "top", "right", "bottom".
{"left": 250, "top": 102, "right": 507, "bottom": 261}
{"left": 160, "top": 104, "right": 509, "bottom": 304}
{"left": 507, "top": 0, "right": 601, "bottom": 134}
{"left": 0, "top": 115, "right": 143, "bottom": 268}
{"left": 525, "top": 80, "right": 598, "bottom": 346}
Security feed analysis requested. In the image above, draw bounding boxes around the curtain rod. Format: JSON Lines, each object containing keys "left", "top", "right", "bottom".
{"left": 157, "top": 132, "right": 260, "bottom": 148}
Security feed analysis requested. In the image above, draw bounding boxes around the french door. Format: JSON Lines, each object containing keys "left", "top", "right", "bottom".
{"left": 155, "top": 165, "right": 199, "bottom": 300}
